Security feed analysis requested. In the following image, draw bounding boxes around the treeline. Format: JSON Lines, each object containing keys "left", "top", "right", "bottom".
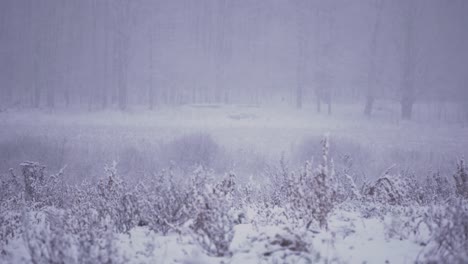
{"left": 0, "top": 0, "right": 467, "bottom": 120}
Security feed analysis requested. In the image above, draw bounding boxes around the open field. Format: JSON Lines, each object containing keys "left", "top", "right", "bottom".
{"left": 1, "top": 103, "right": 467, "bottom": 182}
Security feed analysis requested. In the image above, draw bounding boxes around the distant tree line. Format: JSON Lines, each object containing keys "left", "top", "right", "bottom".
{"left": 0, "top": 0, "right": 466, "bottom": 121}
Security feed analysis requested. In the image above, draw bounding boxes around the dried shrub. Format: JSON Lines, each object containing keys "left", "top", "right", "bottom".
{"left": 23, "top": 209, "right": 74, "bottom": 264}
{"left": 20, "top": 162, "right": 65, "bottom": 208}
{"left": 23, "top": 207, "right": 124, "bottom": 264}
{"left": 0, "top": 200, "right": 23, "bottom": 256}
{"left": 282, "top": 136, "right": 337, "bottom": 229}
{"left": 248, "top": 228, "right": 321, "bottom": 263}
{"left": 362, "top": 166, "right": 417, "bottom": 206}
{"left": 420, "top": 172, "right": 453, "bottom": 204}
{"left": 420, "top": 200, "right": 468, "bottom": 263}
{"left": 0, "top": 169, "right": 24, "bottom": 255}
{"left": 453, "top": 159, "right": 468, "bottom": 199}
{"left": 136, "top": 169, "right": 194, "bottom": 235}
{"left": 95, "top": 161, "right": 140, "bottom": 233}
{"left": 190, "top": 173, "right": 237, "bottom": 257}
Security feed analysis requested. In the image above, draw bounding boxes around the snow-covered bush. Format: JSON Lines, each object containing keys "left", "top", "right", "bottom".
{"left": 190, "top": 173, "right": 237, "bottom": 257}
{"left": 420, "top": 200, "right": 468, "bottom": 263}
{"left": 136, "top": 169, "right": 193, "bottom": 235}
{"left": 21, "top": 162, "right": 46, "bottom": 203}
{"left": 20, "top": 162, "right": 65, "bottom": 208}
{"left": 64, "top": 186, "right": 103, "bottom": 263}
{"left": 2, "top": 136, "right": 465, "bottom": 263}
{"left": 116, "top": 192, "right": 140, "bottom": 232}
{"left": 259, "top": 227, "right": 320, "bottom": 263}
{"left": 282, "top": 136, "right": 338, "bottom": 229}
{"left": 420, "top": 172, "right": 453, "bottom": 204}
{"left": 334, "top": 154, "right": 361, "bottom": 202}
{"left": 215, "top": 172, "right": 237, "bottom": 197}
{"left": 94, "top": 161, "right": 140, "bottom": 233}
{"left": 96, "top": 162, "right": 126, "bottom": 227}
{"left": 337, "top": 172, "right": 361, "bottom": 202}
{"left": 0, "top": 169, "right": 22, "bottom": 203}
{"left": 362, "top": 168, "right": 416, "bottom": 206}
{"left": 363, "top": 162, "right": 460, "bottom": 207}
{"left": 453, "top": 159, "right": 468, "bottom": 199}
{"left": 0, "top": 169, "right": 24, "bottom": 255}
{"left": 23, "top": 209, "right": 75, "bottom": 264}
{"left": 23, "top": 206, "right": 125, "bottom": 264}
{"left": 0, "top": 197, "right": 23, "bottom": 256}
{"left": 383, "top": 206, "right": 430, "bottom": 244}
{"left": 51, "top": 176, "right": 127, "bottom": 264}
{"left": 1, "top": 163, "right": 67, "bottom": 257}
{"left": 267, "top": 154, "right": 292, "bottom": 208}
{"left": 236, "top": 172, "right": 286, "bottom": 226}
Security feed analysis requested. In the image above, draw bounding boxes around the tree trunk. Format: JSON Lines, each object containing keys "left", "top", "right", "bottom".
{"left": 149, "top": 30, "right": 155, "bottom": 110}
{"left": 316, "top": 91, "right": 321, "bottom": 113}
{"left": 401, "top": 98, "right": 414, "bottom": 120}
{"left": 115, "top": 0, "right": 129, "bottom": 111}
{"left": 295, "top": 0, "right": 309, "bottom": 110}
{"left": 223, "top": 89, "right": 229, "bottom": 104}
{"left": 364, "top": 95, "right": 374, "bottom": 117}
{"left": 47, "top": 87, "right": 55, "bottom": 108}
{"left": 34, "top": 85, "right": 40, "bottom": 108}
{"left": 102, "top": 81, "right": 108, "bottom": 109}
{"left": 118, "top": 66, "right": 127, "bottom": 111}
{"left": 296, "top": 86, "right": 302, "bottom": 109}
{"left": 6, "top": 85, "right": 13, "bottom": 106}
{"left": 64, "top": 88, "right": 70, "bottom": 107}
{"left": 364, "top": 0, "right": 383, "bottom": 117}
{"left": 400, "top": 0, "right": 416, "bottom": 120}
{"left": 149, "top": 85, "right": 155, "bottom": 110}
{"left": 462, "top": 98, "right": 468, "bottom": 122}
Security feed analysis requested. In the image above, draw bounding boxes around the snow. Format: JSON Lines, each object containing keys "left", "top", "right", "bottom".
{"left": 1, "top": 206, "right": 429, "bottom": 263}
{"left": 125, "top": 208, "right": 427, "bottom": 264}
{"left": 1, "top": 104, "right": 467, "bottom": 263}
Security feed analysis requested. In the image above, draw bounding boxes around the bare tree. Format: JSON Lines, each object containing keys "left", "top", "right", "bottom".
{"left": 314, "top": 2, "right": 335, "bottom": 115}
{"left": 295, "top": 0, "right": 310, "bottom": 109}
{"left": 44, "top": 0, "right": 63, "bottom": 109}
{"left": 29, "top": 0, "right": 43, "bottom": 108}
{"left": 400, "top": 0, "right": 418, "bottom": 120}
{"left": 0, "top": 1, "right": 10, "bottom": 106}
{"left": 147, "top": 0, "right": 161, "bottom": 110}
{"left": 213, "top": 0, "right": 232, "bottom": 104}
{"left": 460, "top": 0, "right": 468, "bottom": 121}
{"left": 364, "top": 0, "right": 384, "bottom": 117}
{"left": 102, "top": 0, "right": 111, "bottom": 109}
{"left": 149, "top": 25, "right": 156, "bottom": 110}
{"left": 113, "top": 0, "right": 131, "bottom": 111}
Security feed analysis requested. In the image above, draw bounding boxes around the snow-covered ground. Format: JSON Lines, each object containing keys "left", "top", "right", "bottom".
{"left": 1, "top": 104, "right": 468, "bottom": 264}
{"left": 1, "top": 204, "right": 435, "bottom": 264}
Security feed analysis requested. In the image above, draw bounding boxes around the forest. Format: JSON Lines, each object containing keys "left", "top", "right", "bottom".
{"left": 0, "top": 0, "right": 467, "bottom": 120}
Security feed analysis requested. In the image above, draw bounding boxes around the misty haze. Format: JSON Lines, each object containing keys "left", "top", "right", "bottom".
{"left": 1, "top": 0, "right": 468, "bottom": 263}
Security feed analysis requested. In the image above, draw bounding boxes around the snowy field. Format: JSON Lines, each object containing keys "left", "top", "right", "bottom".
{"left": 1, "top": 104, "right": 468, "bottom": 264}
{"left": 1, "top": 103, "right": 467, "bottom": 180}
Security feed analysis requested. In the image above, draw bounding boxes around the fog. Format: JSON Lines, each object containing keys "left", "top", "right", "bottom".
{"left": 1, "top": 1, "right": 468, "bottom": 263}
